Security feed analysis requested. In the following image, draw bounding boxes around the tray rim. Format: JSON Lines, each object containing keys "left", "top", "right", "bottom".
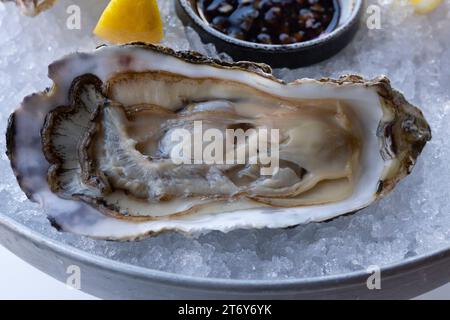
{"left": 1, "top": 211, "right": 449, "bottom": 291}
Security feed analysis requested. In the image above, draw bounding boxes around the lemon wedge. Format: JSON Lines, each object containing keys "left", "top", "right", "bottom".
{"left": 94, "top": 0, "right": 164, "bottom": 44}
{"left": 410, "top": 0, "right": 443, "bottom": 14}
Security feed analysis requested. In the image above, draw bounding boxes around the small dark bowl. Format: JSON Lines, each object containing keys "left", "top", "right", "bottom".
{"left": 175, "top": 0, "right": 364, "bottom": 68}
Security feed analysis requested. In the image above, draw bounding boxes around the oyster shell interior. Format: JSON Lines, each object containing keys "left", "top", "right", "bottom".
{"left": 43, "top": 73, "right": 362, "bottom": 219}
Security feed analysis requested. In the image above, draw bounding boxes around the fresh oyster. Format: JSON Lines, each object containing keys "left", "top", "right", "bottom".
{"left": 6, "top": 44, "right": 431, "bottom": 240}
{"left": 1, "top": 0, "right": 56, "bottom": 16}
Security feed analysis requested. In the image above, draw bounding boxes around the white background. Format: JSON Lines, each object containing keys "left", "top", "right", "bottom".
{"left": 0, "top": 244, "right": 449, "bottom": 300}
{"left": 0, "top": 245, "right": 96, "bottom": 299}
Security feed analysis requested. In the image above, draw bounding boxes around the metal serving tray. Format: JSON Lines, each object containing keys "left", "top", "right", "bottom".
{"left": 1, "top": 213, "right": 449, "bottom": 299}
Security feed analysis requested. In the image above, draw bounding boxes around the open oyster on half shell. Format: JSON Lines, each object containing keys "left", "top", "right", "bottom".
{"left": 6, "top": 44, "right": 431, "bottom": 240}
{"left": 1, "top": 0, "right": 56, "bottom": 16}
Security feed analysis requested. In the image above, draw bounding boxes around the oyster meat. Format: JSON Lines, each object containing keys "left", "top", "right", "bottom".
{"left": 6, "top": 44, "right": 431, "bottom": 240}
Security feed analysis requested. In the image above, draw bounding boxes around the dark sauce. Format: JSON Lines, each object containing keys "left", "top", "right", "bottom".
{"left": 197, "top": 0, "right": 340, "bottom": 45}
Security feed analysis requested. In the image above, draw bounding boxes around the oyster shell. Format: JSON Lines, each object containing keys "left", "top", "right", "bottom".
{"left": 1, "top": 0, "right": 56, "bottom": 16}
{"left": 6, "top": 44, "right": 431, "bottom": 240}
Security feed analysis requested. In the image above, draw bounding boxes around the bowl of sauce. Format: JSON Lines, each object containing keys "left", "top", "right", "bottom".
{"left": 176, "top": 0, "right": 363, "bottom": 68}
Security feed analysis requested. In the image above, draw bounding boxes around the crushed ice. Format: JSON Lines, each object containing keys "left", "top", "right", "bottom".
{"left": 0, "top": 0, "right": 449, "bottom": 280}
